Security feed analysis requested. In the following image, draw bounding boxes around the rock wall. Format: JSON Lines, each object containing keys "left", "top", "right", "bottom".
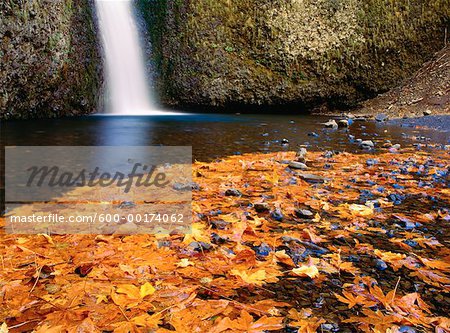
{"left": 140, "top": 0, "right": 449, "bottom": 110}
{"left": 0, "top": 0, "right": 102, "bottom": 119}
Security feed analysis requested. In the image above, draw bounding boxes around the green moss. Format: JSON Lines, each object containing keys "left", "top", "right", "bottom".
{"left": 138, "top": 0, "right": 449, "bottom": 108}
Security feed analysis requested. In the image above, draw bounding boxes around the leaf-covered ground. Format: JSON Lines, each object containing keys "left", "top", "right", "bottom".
{"left": 1, "top": 147, "right": 449, "bottom": 332}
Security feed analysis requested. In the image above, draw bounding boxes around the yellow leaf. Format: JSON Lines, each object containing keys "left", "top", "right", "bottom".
{"left": 96, "top": 294, "right": 109, "bottom": 304}
{"left": 116, "top": 284, "right": 140, "bottom": 299}
{"left": 176, "top": 258, "right": 194, "bottom": 267}
{"left": 38, "top": 233, "right": 54, "bottom": 245}
{"left": 230, "top": 269, "right": 267, "bottom": 285}
{"left": 16, "top": 237, "right": 29, "bottom": 245}
{"left": 140, "top": 282, "right": 156, "bottom": 298}
{"left": 131, "top": 313, "right": 161, "bottom": 327}
{"left": 291, "top": 266, "right": 319, "bottom": 278}
{"left": 183, "top": 223, "right": 209, "bottom": 244}
{"left": 0, "top": 322, "right": 8, "bottom": 333}
{"left": 348, "top": 204, "right": 374, "bottom": 217}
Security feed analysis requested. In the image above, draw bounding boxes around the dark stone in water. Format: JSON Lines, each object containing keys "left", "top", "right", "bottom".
{"left": 189, "top": 241, "right": 212, "bottom": 251}
{"left": 323, "top": 119, "right": 338, "bottom": 129}
{"left": 210, "top": 219, "right": 229, "bottom": 230}
{"left": 366, "top": 159, "right": 378, "bottom": 166}
{"left": 295, "top": 209, "right": 314, "bottom": 219}
{"left": 289, "top": 161, "right": 308, "bottom": 170}
{"left": 281, "top": 138, "right": 289, "bottom": 144}
{"left": 254, "top": 202, "right": 270, "bottom": 212}
{"left": 118, "top": 201, "right": 135, "bottom": 209}
{"left": 282, "top": 236, "right": 329, "bottom": 255}
{"left": 271, "top": 209, "right": 284, "bottom": 221}
{"left": 403, "top": 239, "right": 418, "bottom": 247}
{"left": 209, "top": 209, "right": 222, "bottom": 216}
{"left": 298, "top": 173, "right": 328, "bottom": 184}
{"left": 323, "top": 151, "right": 334, "bottom": 158}
{"left": 374, "top": 259, "right": 388, "bottom": 271}
{"left": 173, "top": 182, "right": 200, "bottom": 191}
{"left": 386, "top": 230, "right": 395, "bottom": 238}
{"left": 211, "top": 232, "right": 227, "bottom": 244}
{"left": 399, "top": 326, "right": 417, "bottom": 333}
{"left": 255, "top": 242, "right": 272, "bottom": 256}
{"left": 321, "top": 323, "right": 340, "bottom": 332}
{"left": 308, "top": 132, "right": 319, "bottom": 137}
{"left": 338, "top": 119, "right": 349, "bottom": 128}
{"left": 360, "top": 140, "right": 375, "bottom": 149}
{"left": 388, "top": 193, "right": 404, "bottom": 205}
{"left": 225, "top": 188, "right": 242, "bottom": 196}
{"left": 157, "top": 240, "right": 171, "bottom": 248}
{"left": 347, "top": 255, "right": 360, "bottom": 262}
{"left": 375, "top": 113, "right": 388, "bottom": 122}
{"left": 296, "top": 147, "right": 308, "bottom": 162}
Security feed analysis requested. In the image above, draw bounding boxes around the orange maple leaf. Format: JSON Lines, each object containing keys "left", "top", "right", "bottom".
{"left": 334, "top": 290, "right": 365, "bottom": 309}
{"left": 212, "top": 310, "right": 283, "bottom": 333}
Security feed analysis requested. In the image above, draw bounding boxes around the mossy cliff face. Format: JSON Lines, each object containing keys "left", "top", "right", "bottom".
{"left": 141, "top": 0, "right": 449, "bottom": 109}
{"left": 0, "top": 0, "right": 101, "bottom": 119}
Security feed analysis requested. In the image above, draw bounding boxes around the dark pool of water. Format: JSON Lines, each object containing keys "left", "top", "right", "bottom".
{"left": 1, "top": 113, "right": 449, "bottom": 161}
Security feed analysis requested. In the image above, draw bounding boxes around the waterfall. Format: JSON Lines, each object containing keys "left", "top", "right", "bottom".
{"left": 95, "top": 0, "right": 162, "bottom": 115}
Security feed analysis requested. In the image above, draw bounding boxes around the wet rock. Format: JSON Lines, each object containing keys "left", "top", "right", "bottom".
{"left": 211, "top": 232, "right": 228, "bottom": 244}
{"left": 298, "top": 173, "right": 328, "bottom": 184}
{"left": 158, "top": 239, "right": 171, "bottom": 248}
{"left": 254, "top": 202, "right": 270, "bottom": 212}
{"left": 338, "top": 119, "right": 349, "bottom": 128}
{"left": 347, "top": 255, "right": 360, "bottom": 262}
{"left": 360, "top": 140, "right": 375, "bottom": 149}
{"left": 388, "top": 193, "right": 405, "bottom": 205}
{"left": 331, "top": 278, "right": 342, "bottom": 287}
{"left": 392, "top": 183, "right": 405, "bottom": 190}
{"left": 173, "top": 182, "right": 200, "bottom": 191}
{"left": 308, "top": 132, "right": 319, "bottom": 137}
{"left": 225, "top": 188, "right": 242, "bottom": 196}
{"left": 271, "top": 209, "right": 284, "bottom": 221}
{"left": 289, "top": 161, "right": 308, "bottom": 170}
{"left": 255, "top": 243, "right": 272, "bottom": 256}
{"left": 323, "top": 151, "right": 334, "bottom": 158}
{"left": 366, "top": 159, "right": 379, "bottom": 166}
{"left": 282, "top": 236, "right": 329, "bottom": 255}
{"left": 321, "top": 323, "right": 340, "bottom": 332}
{"left": 189, "top": 241, "right": 213, "bottom": 251}
{"left": 295, "top": 209, "right": 314, "bottom": 219}
{"left": 354, "top": 117, "right": 368, "bottom": 122}
{"left": 423, "top": 109, "right": 432, "bottom": 116}
{"left": 296, "top": 147, "right": 308, "bottom": 163}
{"left": 375, "top": 113, "right": 388, "bottom": 122}
{"left": 118, "top": 201, "right": 136, "bottom": 209}
{"left": 403, "top": 239, "right": 418, "bottom": 247}
{"left": 210, "top": 219, "right": 230, "bottom": 230}
{"left": 374, "top": 259, "right": 388, "bottom": 271}
{"left": 399, "top": 220, "right": 416, "bottom": 231}
{"left": 323, "top": 119, "right": 338, "bottom": 129}
{"left": 281, "top": 138, "right": 289, "bottom": 145}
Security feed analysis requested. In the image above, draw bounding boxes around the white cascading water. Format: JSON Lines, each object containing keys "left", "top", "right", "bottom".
{"left": 95, "top": 0, "right": 163, "bottom": 115}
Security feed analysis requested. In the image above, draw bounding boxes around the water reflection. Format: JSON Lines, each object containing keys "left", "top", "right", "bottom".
{"left": 1, "top": 114, "right": 447, "bottom": 161}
